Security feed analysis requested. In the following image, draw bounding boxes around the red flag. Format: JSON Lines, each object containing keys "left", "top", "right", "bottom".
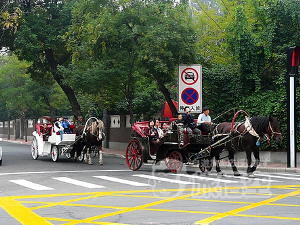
{"left": 163, "top": 100, "right": 178, "bottom": 118}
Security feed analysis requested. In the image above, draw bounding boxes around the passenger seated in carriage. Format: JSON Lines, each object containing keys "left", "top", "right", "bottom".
{"left": 54, "top": 116, "right": 64, "bottom": 141}
{"left": 197, "top": 106, "right": 214, "bottom": 135}
{"left": 69, "top": 121, "right": 75, "bottom": 133}
{"left": 173, "top": 113, "right": 184, "bottom": 144}
{"left": 161, "top": 122, "right": 170, "bottom": 136}
{"left": 183, "top": 106, "right": 201, "bottom": 137}
{"left": 155, "top": 119, "right": 164, "bottom": 139}
{"left": 145, "top": 119, "right": 160, "bottom": 155}
{"left": 62, "top": 116, "right": 72, "bottom": 134}
{"left": 41, "top": 123, "right": 50, "bottom": 141}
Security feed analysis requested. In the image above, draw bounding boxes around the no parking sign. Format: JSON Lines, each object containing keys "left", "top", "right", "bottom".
{"left": 178, "top": 64, "right": 202, "bottom": 113}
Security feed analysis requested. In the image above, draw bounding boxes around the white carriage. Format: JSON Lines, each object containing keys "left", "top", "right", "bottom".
{"left": 31, "top": 120, "right": 82, "bottom": 162}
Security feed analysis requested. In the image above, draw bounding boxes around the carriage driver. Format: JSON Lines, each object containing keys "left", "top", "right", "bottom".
{"left": 183, "top": 106, "right": 201, "bottom": 136}
{"left": 197, "top": 106, "right": 214, "bottom": 134}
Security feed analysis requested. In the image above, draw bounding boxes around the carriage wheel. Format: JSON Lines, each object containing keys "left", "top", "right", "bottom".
{"left": 51, "top": 145, "right": 59, "bottom": 162}
{"left": 199, "top": 160, "right": 212, "bottom": 173}
{"left": 199, "top": 163, "right": 205, "bottom": 173}
{"left": 77, "top": 151, "right": 84, "bottom": 162}
{"left": 31, "top": 137, "right": 39, "bottom": 160}
{"left": 165, "top": 151, "right": 183, "bottom": 173}
{"left": 126, "top": 140, "right": 143, "bottom": 171}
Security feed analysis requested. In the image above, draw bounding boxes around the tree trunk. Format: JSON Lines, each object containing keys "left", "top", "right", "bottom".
{"left": 102, "top": 108, "right": 110, "bottom": 148}
{"left": 158, "top": 84, "right": 177, "bottom": 118}
{"left": 45, "top": 49, "right": 81, "bottom": 119}
{"left": 128, "top": 97, "right": 134, "bottom": 132}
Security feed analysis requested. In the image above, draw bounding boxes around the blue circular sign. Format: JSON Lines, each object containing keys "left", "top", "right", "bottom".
{"left": 181, "top": 88, "right": 199, "bottom": 105}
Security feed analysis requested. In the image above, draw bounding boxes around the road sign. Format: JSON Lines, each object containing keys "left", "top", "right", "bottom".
{"left": 181, "top": 68, "right": 199, "bottom": 85}
{"left": 178, "top": 64, "right": 202, "bottom": 113}
{"left": 181, "top": 88, "right": 199, "bottom": 105}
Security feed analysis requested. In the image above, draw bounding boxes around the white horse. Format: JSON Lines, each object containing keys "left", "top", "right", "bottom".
{"left": 74, "top": 118, "right": 105, "bottom": 165}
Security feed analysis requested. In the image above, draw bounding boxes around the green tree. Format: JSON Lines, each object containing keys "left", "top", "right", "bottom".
{"left": 1, "top": 0, "right": 82, "bottom": 118}
{"left": 66, "top": 0, "right": 198, "bottom": 121}
{"left": 0, "top": 54, "right": 71, "bottom": 121}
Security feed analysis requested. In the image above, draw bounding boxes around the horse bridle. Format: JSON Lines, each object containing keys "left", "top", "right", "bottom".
{"left": 267, "top": 122, "right": 281, "bottom": 139}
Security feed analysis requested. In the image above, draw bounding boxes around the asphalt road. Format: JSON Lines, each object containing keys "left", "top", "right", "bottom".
{"left": 0, "top": 141, "right": 300, "bottom": 225}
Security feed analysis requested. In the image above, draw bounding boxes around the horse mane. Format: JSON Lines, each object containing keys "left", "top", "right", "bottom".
{"left": 91, "top": 119, "right": 104, "bottom": 134}
{"left": 250, "top": 116, "right": 269, "bottom": 136}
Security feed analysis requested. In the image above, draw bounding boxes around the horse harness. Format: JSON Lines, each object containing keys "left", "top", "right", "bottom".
{"left": 214, "top": 117, "right": 280, "bottom": 152}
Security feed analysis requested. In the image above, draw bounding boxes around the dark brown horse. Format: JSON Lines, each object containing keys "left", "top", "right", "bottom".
{"left": 201, "top": 116, "right": 282, "bottom": 177}
{"left": 73, "top": 118, "right": 105, "bottom": 165}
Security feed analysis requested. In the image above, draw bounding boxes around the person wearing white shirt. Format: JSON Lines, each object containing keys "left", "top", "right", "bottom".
{"left": 197, "top": 106, "right": 214, "bottom": 134}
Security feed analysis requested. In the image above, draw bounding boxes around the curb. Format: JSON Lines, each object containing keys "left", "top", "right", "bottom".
{"left": 213, "top": 165, "right": 300, "bottom": 173}
{"left": 1, "top": 139, "right": 31, "bottom": 145}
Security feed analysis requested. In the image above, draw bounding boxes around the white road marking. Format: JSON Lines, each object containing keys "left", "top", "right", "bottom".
{"left": 171, "top": 174, "right": 238, "bottom": 183}
{"left": 52, "top": 177, "right": 105, "bottom": 188}
{"left": 133, "top": 174, "right": 196, "bottom": 185}
{"left": 9, "top": 180, "right": 54, "bottom": 190}
{"left": 94, "top": 176, "right": 150, "bottom": 187}
{"left": 255, "top": 174, "right": 300, "bottom": 181}
{"left": 211, "top": 174, "right": 281, "bottom": 183}
{"left": 0, "top": 170, "right": 131, "bottom": 176}
{"left": 274, "top": 173, "right": 300, "bottom": 177}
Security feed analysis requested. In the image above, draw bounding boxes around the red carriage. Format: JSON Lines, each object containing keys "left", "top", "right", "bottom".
{"left": 125, "top": 119, "right": 212, "bottom": 173}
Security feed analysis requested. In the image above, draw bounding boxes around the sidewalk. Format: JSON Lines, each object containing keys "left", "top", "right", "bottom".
{"left": 1, "top": 137, "right": 299, "bottom": 172}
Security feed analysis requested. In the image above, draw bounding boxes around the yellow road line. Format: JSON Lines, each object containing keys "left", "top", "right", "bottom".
{"left": 0, "top": 197, "right": 52, "bottom": 225}
{"left": 60, "top": 188, "right": 221, "bottom": 225}
{"left": 195, "top": 188, "right": 300, "bottom": 224}
{"left": 1, "top": 185, "right": 300, "bottom": 225}
{"left": 45, "top": 216, "right": 129, "bottom": 225}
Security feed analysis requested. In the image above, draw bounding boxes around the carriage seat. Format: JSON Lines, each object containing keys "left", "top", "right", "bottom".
{"left": 169, "top": 118, "right": 208, "bottom": 135}
{"left": 35, "top": 123, "right": 53, "bottom": 136}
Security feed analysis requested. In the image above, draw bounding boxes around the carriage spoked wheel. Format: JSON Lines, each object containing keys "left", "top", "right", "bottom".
{"left": 165, "top": 151, "right": 183, "bottom": 173}
{"left": 31, "top": 136, "right": 39, "bottom": 160}
{"left": 199, "top": 160, "right": 212, "bottom": 173}
{"left": 126, "top": 140, "right": 143, "bottom": 171}
{"left": 0, "top": 146, "right": 2, "bottom": 166}
{"left": 51, "top": 145, "right": 59, "bottom": 162}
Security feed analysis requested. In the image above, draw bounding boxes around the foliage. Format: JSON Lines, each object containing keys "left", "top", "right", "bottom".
{"left": 0, "top": 54, "right": 71, "bottom": 120}
{"left": 65, "top": 0, "right": 198, "bottom": 121}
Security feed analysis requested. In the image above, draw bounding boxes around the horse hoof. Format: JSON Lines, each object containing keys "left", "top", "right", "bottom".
{"left": 248, "top": 173, "right": 255, "bottom": 178}
{"left": 234, "top": 172, "right": 240, "bottom": 176}
{"left": 99, "top": 161, "right": 103, "bottom": 165}
{"left": 217, "top": 172, "right": 224, "bottom": 176}
{"left": 88, "top": 162, "right": 93, "bottom": 165}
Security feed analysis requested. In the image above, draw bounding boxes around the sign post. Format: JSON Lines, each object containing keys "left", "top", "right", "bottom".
{"left": 287, "top": 46, "right": 300, "bottom": 168}
{"left": 178, "top": 64, "right": 202, "bottom": 113}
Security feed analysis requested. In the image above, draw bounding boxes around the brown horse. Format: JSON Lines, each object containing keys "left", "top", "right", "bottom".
{"left": 74, "top": 118, "right": 105, "bottom": 165}
{"left": 200, "top": 116, "right": 282, "bottom": 177}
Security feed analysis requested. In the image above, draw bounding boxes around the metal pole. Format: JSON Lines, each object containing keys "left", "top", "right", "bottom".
{"left": 286, "top": 46, "right": 299, "bottom": 168}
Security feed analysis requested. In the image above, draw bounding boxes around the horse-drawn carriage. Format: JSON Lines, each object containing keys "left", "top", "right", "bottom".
{"left": 126, "top": 118, "right": 212, "bottom": 173}
{"left": 126, "top": 111, "right": 282, "bottom": 176}
{"left": 31, "top": 117, "right": 104, "bottom": 164}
